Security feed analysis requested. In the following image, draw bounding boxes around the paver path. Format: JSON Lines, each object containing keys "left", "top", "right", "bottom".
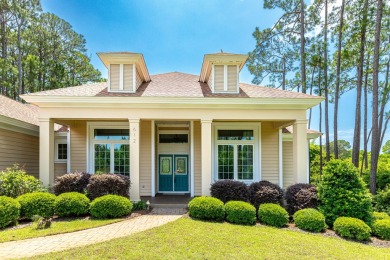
{"left": 0, "top": 209, "right": 184, "bottom": 259}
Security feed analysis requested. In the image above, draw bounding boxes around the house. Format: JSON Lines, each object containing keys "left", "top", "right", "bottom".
{"left": 0, "top": 95, "right": 69, "bottom": 178}
{"left": 21, "top": 52, "right": 323, "bottom": 201}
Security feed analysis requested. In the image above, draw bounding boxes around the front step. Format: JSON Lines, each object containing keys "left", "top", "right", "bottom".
{"left": 151, "top": 203, "right": 188, "bottom": 208}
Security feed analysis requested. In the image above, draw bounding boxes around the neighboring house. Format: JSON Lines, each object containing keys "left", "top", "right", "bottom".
{"left": 21, "top": 52, "right": 323, "bottom": 201}
{"left": 0, "top": 95, "right": 69, "bottom": 178}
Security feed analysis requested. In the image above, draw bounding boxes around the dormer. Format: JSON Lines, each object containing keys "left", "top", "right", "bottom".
{"left": 98, "top": 52, "right": 151, "bottom": 93}
{"left": 199, "top": 52, "right": 248, "bottom": 94}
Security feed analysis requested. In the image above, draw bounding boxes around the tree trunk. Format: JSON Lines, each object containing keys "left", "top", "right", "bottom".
{"left": 370, "top": 0, "right": 383, "bottom": 195}
{"left": 300, "top": 0, "right": 306, "bottom": 93}
{"left": 333, "top": 0, "right": 346, "bottom": 159}
{"left": 318, "top": 63, "right": 323, "bottom": 176}
{"left": 308, "top": 66, "right": 316, "bottom": 129}
{"left": 324, "top": 0, "right": 330, "bottom": 161}
{"left": 17, "top": 24, "right": 23, "bottom": 98}
{"left": 363, "top": 53, "right": 370, "bottom": 170}
{"left": 352, "top": 0, "right": 368, "bottom": 167}
{"left": 378, "top": 53, "right": 389, "bottom": 144}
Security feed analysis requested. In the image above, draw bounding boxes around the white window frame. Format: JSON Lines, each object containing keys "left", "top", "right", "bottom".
{"left": 87, "top": 122, "right": 129, "bottom": 174}
{"left": 55, "top": 136, "right": 68, "bottom": 163}
{"left": 213, "top": 122, "right": 261, "bottom": 184}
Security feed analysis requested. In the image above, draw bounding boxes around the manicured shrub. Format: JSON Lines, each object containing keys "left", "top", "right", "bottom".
{"left": 285, "top": 183, "right": 318, "bottom": 215}
{"left": 132, "top": 200, "right": 147, "bottom": 211}
{"left": 373, "top": 186, "right": 390, "bottom": 215}
{"left": 0, "top": 165, "right": 45, "bottom": 198}
{"left": 258, "top": 203, "right": 289, "bottom": 228}
{"left": 373, "top": 212, "right": 390, "bottom": 221}
{"left": 188, "top": 196, "right": 225, "bottom": 221}
{"left": 90, "top": 195, "right": 133, "bottom": 219}
{"left": 53, "top": 172, "right": 91, "bottom": 195}
{"left": 225, "top": 201, "right": 256, "bottom": 225}
{"left": 17, "top": 192, "right": 56, "bottom": 219}
{"left": 86, "top": 174, "right": 130, "bottom": 200}
{"left": 293, "top": 208, "right": 327, "bottom": 232}
{"left": 249, "top": 181, "right": 283, "bottom": 209}
{"left": 318, "top": 160, "right": 373, "bottom": 226}
{"left": 0, "top": 196, "right": 20, "bottom": 228}
{"left": 55, "top": 192, "right": 90, "bottom": 217}
{"left": 333, "top": 217, "right": 371, "bottom": 241}
{"left": 210, "top": 180, "right": 249, "bottom": 203}
{"left": 372, "top": 219, "right": 390, "bottom": 240}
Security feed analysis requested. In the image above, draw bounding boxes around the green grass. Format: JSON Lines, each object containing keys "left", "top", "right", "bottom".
{"left": 0, "top": 218, "right": 122, "bottom": 243}
{"left": 28, "top": 218, "right": 389, "bottom": 260}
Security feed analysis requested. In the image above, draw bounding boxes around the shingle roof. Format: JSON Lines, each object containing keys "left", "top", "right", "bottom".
{"left": 27, "top": 72, "right": 322, "bottom": 99}
{"left": 0, "top": 95, "right": 39, "bottom": 126}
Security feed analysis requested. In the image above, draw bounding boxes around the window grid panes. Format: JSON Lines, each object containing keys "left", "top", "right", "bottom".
{"left": 218, "top": 145, "right": 234, "bottom": 179}
{"left": 114, "top": 144, "right": 130, "bottom": 177}
{"left": 94, "top": 144, "right": 111, "bottom": 174}
{"left": 58, "top": 144, "right": 67, "bottom": 160}
{"left": 238, "top": 145, "right": 254, "bottom": 180}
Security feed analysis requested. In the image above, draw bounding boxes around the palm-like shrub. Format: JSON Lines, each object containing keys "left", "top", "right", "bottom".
{"left": 188, "top": 196, "right": 225, "bottom": 221}
{"left": 258, "top": 203, "right": 289, "bottom": 228}
{"left": 318, "top": 160, "right": 373, "bottom": 226}
{"left": 249, "top": 181, "right": 283, "bottom": 209}
{"left": 285, "top": 183, "right": 318, "bottom": 215}
{"left": 210, "top": 180, "right": 249, "bottom": 203}
{"left": 225, "top": 201, "right": 256, "bottom": 225}
{"left": 293, "top": 208, "right": 327, "bottom": 232}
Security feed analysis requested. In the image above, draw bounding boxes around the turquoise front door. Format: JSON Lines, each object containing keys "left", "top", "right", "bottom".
{"left": 159, "top": 154, "right": 189, "bottom": 192}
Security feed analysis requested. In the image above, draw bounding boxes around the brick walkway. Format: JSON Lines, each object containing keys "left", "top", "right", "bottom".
{"left": 0, "top": 208, "right": 184, "bottom": 259}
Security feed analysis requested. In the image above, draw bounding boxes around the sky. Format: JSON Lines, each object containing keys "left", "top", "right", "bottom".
{"left": 40, "top": 0, "right": 389, "bottom": 148}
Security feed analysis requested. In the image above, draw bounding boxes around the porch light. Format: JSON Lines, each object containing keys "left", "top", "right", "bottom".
{"left": 146, "top": 200, "right": 150, "bottom": 210}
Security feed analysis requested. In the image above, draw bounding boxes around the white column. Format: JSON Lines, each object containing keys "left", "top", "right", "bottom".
{"left": 129, "top": 119, "right": 140, "bottom": 201}
{"left": 39, "top": 118, "right": 54, "bottom": 186}
{"left": 279, "top": 128, "right": 283, "bottom": 188}
{"left": 293, "top": 120, "right": 309, "bottom": 183}
{"left": 201, "top": 119, "right": 212, "bottom": 196}
{"left": 190, "top": 121, "right": 195, "bottom": 197}
{"left": 151, "top": 120, "right": 155, "bottom": 197}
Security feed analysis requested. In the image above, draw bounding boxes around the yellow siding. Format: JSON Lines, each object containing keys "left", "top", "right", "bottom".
{"left": 136, "top": 70, "right": 142, "bottom": 89}
{"left": 283, "top": 141, "right": 294, "bottom": 188}
{"left": 110, "top": 64, "right": 120, "bottom": 91}
{"left": 123, "top": 64, "right": 134, "bottom": 91}
{"left": 227, "top": 65, "right": 237, "bottom": 92}
{"left": 194, "top": 121, "right": 202, "bottom": 195}
{"left": 140, "top": 120, "right": 151, "bottom": 196}
{"left": 0, "top": 128, "right": 39, "bottom": 178}
{"left": 54, "top": 163, "right": 67, "bottom": 179}
{"left": 207, "top": 69, "right": 213, "bottom": 90}
{"left": 261, "top": 122, "right": 279, "bottom": 184}
{"left": 70, "top": 121, "right": 87, "bottom": 172}
{"left": 214, "top": 65, "right": 224, "bottom": 92}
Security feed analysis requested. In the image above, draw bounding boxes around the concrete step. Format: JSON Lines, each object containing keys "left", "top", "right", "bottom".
{"left": 151, "top": 203, "right": 188, "bottom": 208}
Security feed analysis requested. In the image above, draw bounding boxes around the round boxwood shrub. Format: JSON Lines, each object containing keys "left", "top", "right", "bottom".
{"left": 210, "top": 180, "right": 249, "bottom": 203}
{"left": 293, "top": 208, "right": 327, "bottom": 232}
{"left": 55, "top": 192, "right": 90, "bottom": 217}
{"left": 373, "top": 186, "right": 390, "bottom": 215}
{"left": 249, "top": 181, "right": 283, "bottom": 209}
{"left": 53, "top": 172, "right": 91, "bottom": 195}
{"left": 333, "top": 217, "right": 371, "bottom": 241}
{"left": 372, "top": 219, "right": 390, "bottom": 240}
{"left": 90, "top": 195, "right": 132, "bottom": 219}
{"left": 258, "top": 203, "right": 289, "bottom": 228}
{"left": 0, "top": 196, "right": 20, "bottom": 228}
{"left": 188, "top": 196, "right": 225, "bottom": 221}
{"left": 0, "top": 165, "right": 45, "bottom": 198}
{"left": 86, "top": 174, "right": 130, "bottom": 200}
{"left": 373, "top": 212, "right": 390, "bottom": 221}
{"left": 318, "top": 160, "right": 373, "bottom": 227}
{"left": 285, "top": 183, "right": 318, "bottom": 216}
{"left": 17, "top": 192, "right": 56, "bottom": 219}
{"left": 225, "top": 201, "right": 256, "bottom": 225}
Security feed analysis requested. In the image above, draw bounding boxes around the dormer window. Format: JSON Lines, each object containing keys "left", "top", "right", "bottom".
{"left": 199, "top": 52, "right": 248, "bottom": 94}
{"left": 98, "top": 52, "right": 151, "bottom": 93}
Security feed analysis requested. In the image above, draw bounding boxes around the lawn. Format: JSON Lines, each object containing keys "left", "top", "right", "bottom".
{"left": 28, "top": 217, "right": 390, "bottom": 260}
{"left": 0, "top": 218, "right": 122, "bottom": 243}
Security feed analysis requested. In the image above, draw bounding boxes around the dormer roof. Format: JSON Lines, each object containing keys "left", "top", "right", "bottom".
{"left": 199, "top": 52, "right": 248, "bottom": 83}
{"left": 97, "top": 52, "right": 151, "bottom": 82}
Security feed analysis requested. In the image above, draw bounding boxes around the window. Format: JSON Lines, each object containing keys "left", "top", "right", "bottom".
{"left": 89, "top": 123, "right": 130, "bottom": 177}
{"left": 55, "top": 138, "right": 68, "bottom": 163}
{"left": 214, "top": 124, "right": 259, "bottom": 182}
{"left": 159, "top": 134, "right": 188, "bottom": 143}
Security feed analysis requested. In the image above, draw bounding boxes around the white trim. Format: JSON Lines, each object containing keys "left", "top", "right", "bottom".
{"left": 0, "top": 115, "right": 39, "bottom": 136}
{"left": 213, "top": 122, "right": 261, "bottom": 184}
{"left": 279, "top": 128, "right": 283, "bottom": 188}
{"left": 119, "top": 64, "right": 124, "bottom": 90}
{"left": 151, "top": 120, "right": 155, "bottom": 197}
{"left": 190, "top": 121, "right": 194, "bottom": 197}
{"left": 258, "top": 122, "right": 262, "bottom": 181}
{"left": 87, "top": 122, "right": 129, "bottom": 174}
{"left": 223, "top": 65, "right": 228, "bottom": 91}
{"left": 67, "top": 128, "right": 71, "bottom": 173}
{"left": 132, "top": 64, "right": 136, "bottom": 92}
